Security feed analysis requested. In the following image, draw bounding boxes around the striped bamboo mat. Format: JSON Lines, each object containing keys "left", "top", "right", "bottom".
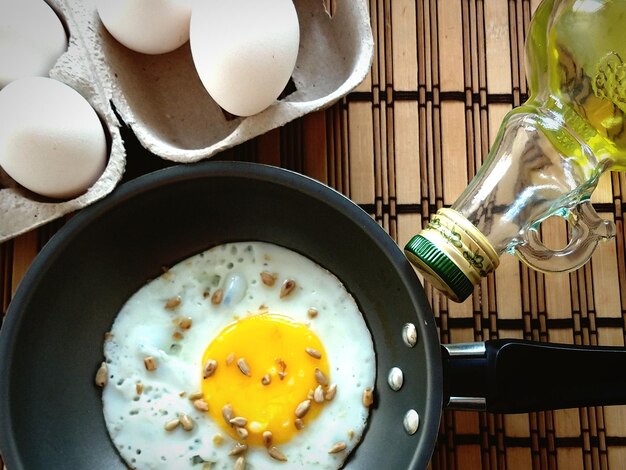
{"left": 2, "top": 0, "right": 626, "bottom": 469}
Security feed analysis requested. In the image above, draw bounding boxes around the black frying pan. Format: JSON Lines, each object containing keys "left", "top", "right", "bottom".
{"left": 1, "top": 161, "right": 625, "bottom": 470}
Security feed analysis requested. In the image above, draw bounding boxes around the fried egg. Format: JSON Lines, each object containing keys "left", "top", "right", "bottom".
{"left": 99, "top": 242, "right": 376, "bottom": 469}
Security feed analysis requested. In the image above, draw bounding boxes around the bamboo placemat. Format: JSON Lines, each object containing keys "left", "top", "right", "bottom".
{"left": 2, "top": 0, "right": 626, "bottom": 469}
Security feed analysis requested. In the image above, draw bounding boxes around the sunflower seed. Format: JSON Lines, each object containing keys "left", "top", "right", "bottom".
{"left": 261, "top": 374, "right": 271, "bottom": 385}
{"left": 237, "top": 358, "right": 251, "bottom": 376}
{"left": 104, "top": 331, "right": 114, "bottom": 341}
{"left": 226, "top": 352, "right": 235, "bottom": 365}
{"left": 279, "top": 279, "right": 296, "bottom": 298}
{"left": 229, "top": 443, "right": 247, "bottom": 456}
{"left": 193, "top": 399, "right": 209, "bottom": 412}
{"left": 136, "top": 382, "right": 143, "bottom": 395}
{"left": 294, "top": 418, "right": 304, "bottom": 430}
{"left": 179, "top": 413, "right": 194, "bottom": 431}
{"left": 268, "top": 446, "right": 288, "bottom": 462}
{"left": 262, "top": 431, "right": 273, "bottom": 447}
{"left": 212, "top": 433, "right": 224, "bottom": 446}
{"left": 165, "top": 296, "right": 181, "bottom": 309}
{"left": 362, "top": 387, "right": 374, "bottom": 407}
{"left": 328, "top": 442, "right": 347, "bottom": 454}
{"left": 230, "top": 417, "right": 248, "bottom": 427}
{"left": 95, "top": 362, "right": 108, "bottom": 387}
{"left": 188, "top": 391, "right": 203, "bottom": 401}
{"left": 178, "top": 317, "right": 193, "bottom": 329}
{"left": 325, "top": 383, "right": 337, "bottom": 401}
{"left": 306, "top": 389, "right": 314, "bottom": 400}
{"left": 203, "top": 359, "right": 218, "bottom": 378}
{"left": 260, "top": 271, "right": 277, "bottom": 287}
{"left": 222, "top": 404, "right": 234, "bottom": 424}
{"left": 307, "top": 307, "right": 318, "bottom": 318}
{"left": 294, "top": 399, "right": 311, "bottom": 418}
{"left": 314, "top": 368, "right": 328, "bottom": 386}
{"left": 172, "top": 331, "right": 184, "bottom": 341}
{"left": 313, "top": 385, "right": 325, "bottom": 403}
{"left": 211, "top": 288, "right": 223, "bottom": 305}
{"left": 305, "top": 348, "right": 322, "bottom": 359}
{"left": 234, "top": 456, "right": 246, "bottom": 470}
{"left": 164, "top": 418, "right": 180, "bottom": 431}
{"left": 235, "top": 427, "right": 249, "bottom": 439}
{"left": 203, "top": 462, "right": 213, "bottom": 470}
{"left": 144, "top": 356, "right": 157, "bottom": 371}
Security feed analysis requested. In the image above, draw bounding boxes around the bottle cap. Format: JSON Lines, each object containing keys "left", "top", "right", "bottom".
{"left": 404, "top": 208, "right": 499, "bottom": 302}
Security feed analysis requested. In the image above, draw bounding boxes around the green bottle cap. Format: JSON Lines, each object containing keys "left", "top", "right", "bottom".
{"left": 403, "top": 208, "right": 499, "bottom": 303}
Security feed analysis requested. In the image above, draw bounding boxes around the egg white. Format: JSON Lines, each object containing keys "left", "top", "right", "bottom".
{"left": 101, "top": 241, "right": 375, "bottom": 469}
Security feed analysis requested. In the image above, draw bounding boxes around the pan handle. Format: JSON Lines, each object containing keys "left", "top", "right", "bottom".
{"left": 442, "top": 339, "right": 626, "bottom": 413}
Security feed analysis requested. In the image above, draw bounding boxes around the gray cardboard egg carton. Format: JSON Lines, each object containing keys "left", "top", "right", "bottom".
{"left": 0, "top": 0, "right": 373, "bottom": 242}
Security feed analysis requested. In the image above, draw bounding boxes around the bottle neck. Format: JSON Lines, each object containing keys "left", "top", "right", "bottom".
{"left": 452, "top": 109, "right": 604, "bottom": 254}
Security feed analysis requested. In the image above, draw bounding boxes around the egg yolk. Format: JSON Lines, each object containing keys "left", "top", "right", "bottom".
{"left": 201, "top": 314, "right": 330, "bottom": 446}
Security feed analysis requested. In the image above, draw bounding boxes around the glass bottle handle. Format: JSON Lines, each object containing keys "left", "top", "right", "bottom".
{"left": 514, "top": 201, "right": 616, "bottom": 273}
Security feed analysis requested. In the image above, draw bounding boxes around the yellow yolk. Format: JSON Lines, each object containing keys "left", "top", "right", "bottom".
{"left": 201, "top": 313, "right": 330, "bottom": 446}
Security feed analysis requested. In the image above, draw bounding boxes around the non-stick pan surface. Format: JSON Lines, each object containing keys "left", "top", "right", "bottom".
{"left": 0, "top": 161, "right": 443, "bottom": 469}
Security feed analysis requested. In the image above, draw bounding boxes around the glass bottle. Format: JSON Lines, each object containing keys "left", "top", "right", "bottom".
{"left": 405, "top": 0, "right": 625, "bottom": 302}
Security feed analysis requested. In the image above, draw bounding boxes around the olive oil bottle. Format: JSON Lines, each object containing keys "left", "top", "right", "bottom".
{"left": 405, "top": 0, "right": 623, "bottom": 302}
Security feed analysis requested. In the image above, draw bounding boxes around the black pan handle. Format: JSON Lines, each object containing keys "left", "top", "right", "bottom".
{"left": 442, "top": 339, "right": 626, "bottom": 413}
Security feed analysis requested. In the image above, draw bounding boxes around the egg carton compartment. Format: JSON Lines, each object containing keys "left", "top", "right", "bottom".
{"left": 97, "top": 0, "right": 374, "bottom": 162}
{"left": 0, "top": 0, "right": 126, "bottom": 243}
{"left": 0, "top": 0, "right": 372, "bottom": 242}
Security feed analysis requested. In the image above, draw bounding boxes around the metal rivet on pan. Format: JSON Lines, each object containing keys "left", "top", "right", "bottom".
{"left": 403, "top": 409, "right": 420, "bottom": 435}
{"left": 402, "top": 323, "right": 417, "bottom": 348}
{"left": 387, "top": 367, "right": 404, "bottom": 391}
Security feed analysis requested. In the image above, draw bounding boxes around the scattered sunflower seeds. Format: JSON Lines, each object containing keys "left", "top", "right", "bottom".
{"left": 226, "top": 352, "right": 235, "bottom": 366}
{"left": 328, "top": 442, "right": 347, "bottom": 454}
{"left": 294, "top": 418, "right": 304, "bottom": 430}
{"left": 362, "top": 387, "right": 374, "bottom": 408}
{"left": 227, "top": 415, "right": 245, "bottom": 425}
{"left": 305, "top": 348, "right": 322, "bottom": 359}
{"left": 262, "top": 431, "right": 273, "bottom": 447}
{"left": 314, "top": 368, "right": 329, "bottom": 386}
{"left": 234, "top": 456, "right": 246, "bottom": 470}
{"left": 229, "top": 442, "right": 248, "bottom": 456}
{"left": 307, "top": 307, "right": 318, "bottom": 318}
{"left": 178, "top": 317, "right": 193, "bottom": 329}
{"left": 179, "top": 413, "right": 194, "bottom": 431}
{"left": 235, "top": 427, "right": 249, "bottom": 439}
{"left": 294, "top": 399, "right": 311, "bottom": 418}
{"left": 279, "top": 279, "right": 296, "bottom": 298}
{"left": 261, "top": 374, "right": 271, "bottom": 385}
{"left": 188, "top": 391, "right": 204, "bottom": 401}
{"left": 260, "top": 271, "right": 277, "bottom": 287}
{"left": 193, "top": 399, "right": 209, "bottom": 412}
{"left": 237, "top": 358, "right": 251, "bottom": 376}
{"left": 203, "top": 359, "right": 218, "bottom": 378}
{"left": 325, "top": 383, "right": 337, "bottom": 401}
{"left": 211, "top": 288, "right": 223, "bottom": 305}
{"left": 164, "top": 296, "right": 181, "bottom": 309}
{"left": 222, "top": 404, "right": 234, "bottom": 424}
{"left": 95, "top": 362, "right": 108, "bottom": 387}
{"left": 144, "top": 356, "right": 157, "bottom": 371}
{"left": 268, "top": 446, "right": 288, "bottom": 462}
{"left": 313, "top": 385, "right": 325, "bottom": 403}
{"left": 164, "top": 418, "right": 180, "bottom": 431}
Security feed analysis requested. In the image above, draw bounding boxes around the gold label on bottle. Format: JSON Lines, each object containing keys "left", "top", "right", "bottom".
{"left": 420, "top": 208, "right": 499, "bottom": 286}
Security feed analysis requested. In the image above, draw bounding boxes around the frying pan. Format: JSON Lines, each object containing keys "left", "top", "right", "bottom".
{"left": 1, "top": 161, "right": 626, "bottom": 470}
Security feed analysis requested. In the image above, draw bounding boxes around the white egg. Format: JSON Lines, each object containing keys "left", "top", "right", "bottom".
{"left": 0, "top": 0, "right": 67, "bottom": 88}
{"left": 101, "top": 241, "right": 376, "bottom": 469}
{"left": 97, "top": 0, "right": 193, "bottom": 55}
{"left": 189, "top": 0, "right": 300, "bottom": 116}
{"left": 0, "top": 77, "right": 108, "bottom": 199}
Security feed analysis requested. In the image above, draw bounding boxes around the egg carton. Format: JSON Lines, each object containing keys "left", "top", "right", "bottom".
{"left": 0, "top": 0, "right": 373, "bottom": 241}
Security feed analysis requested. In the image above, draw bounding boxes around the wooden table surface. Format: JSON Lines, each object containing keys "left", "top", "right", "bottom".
{"left": 2, "top": 1, "right": 626, "bottom": 469}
